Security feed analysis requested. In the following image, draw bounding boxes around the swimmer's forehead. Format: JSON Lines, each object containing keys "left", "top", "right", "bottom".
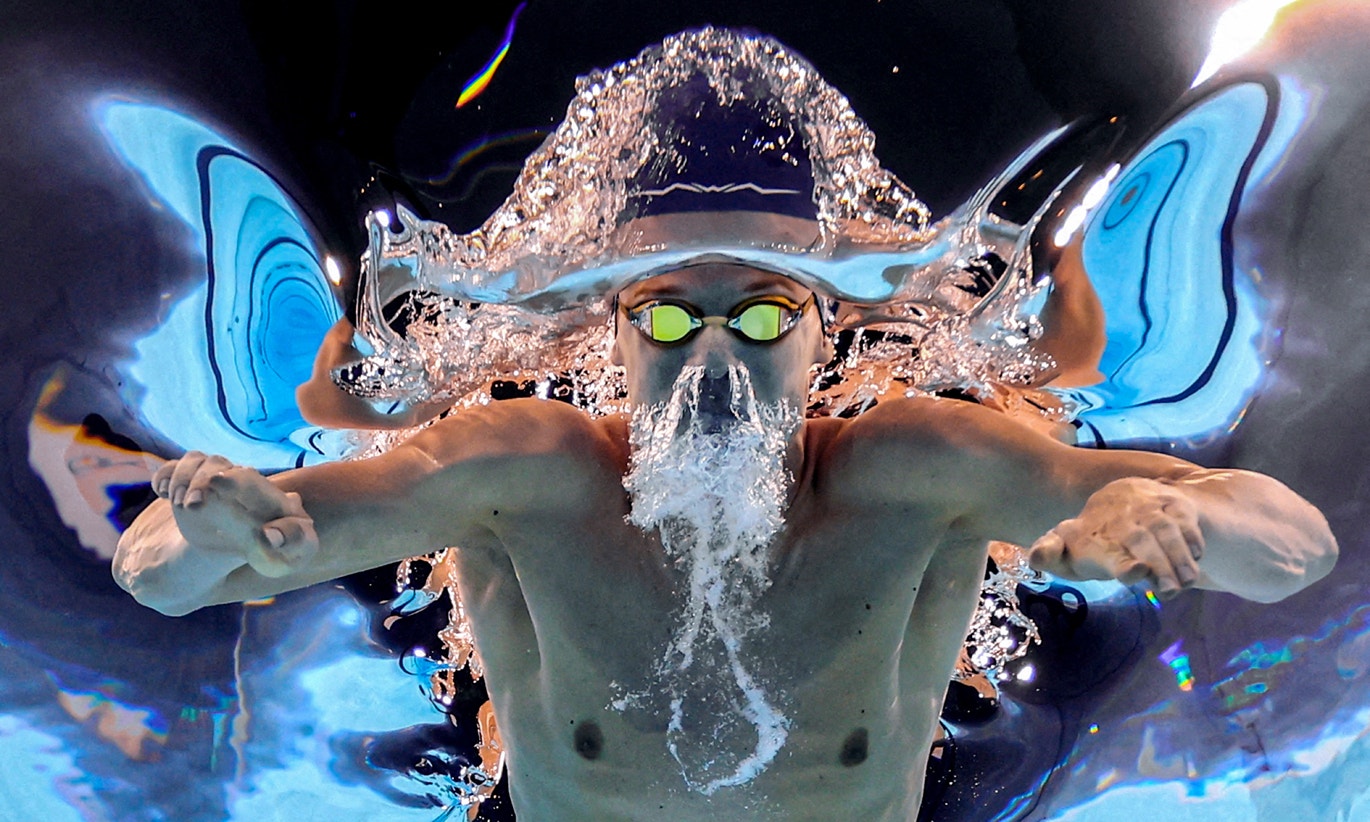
{"left": 618, "top": 264, "right": 811, "bottom": 305}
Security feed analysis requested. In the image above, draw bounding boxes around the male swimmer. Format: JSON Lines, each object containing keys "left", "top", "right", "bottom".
{"left": 114, "top": 29, "right": 1337, "bottom": 821}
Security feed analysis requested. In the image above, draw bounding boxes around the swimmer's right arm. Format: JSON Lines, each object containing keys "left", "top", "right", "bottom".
{"left": 113, "top": 442, "right": 454, "bottom": 616}
{"left": 113, "top": 399, "right": 607, "bottom": 616}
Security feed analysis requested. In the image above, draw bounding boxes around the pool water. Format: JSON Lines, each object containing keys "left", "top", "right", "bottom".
{"left": 4, "top": 0, "right": 1370, "bottom": 819}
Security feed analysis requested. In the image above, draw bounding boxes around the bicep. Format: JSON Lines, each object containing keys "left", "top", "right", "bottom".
{"left": 267, "top": 401, "right": 607, "bottom": 573}
{"left": 267, "top": 442, "right": 483, "bottom": 576}
{"left": 853, "top": 398, "right": 1201, "bottom": 548}
{"left": 966, "top": 428, "right": 1201, "bottom": 548}
{"left": 172, "top": 446, "right": 496, "bottom": 609}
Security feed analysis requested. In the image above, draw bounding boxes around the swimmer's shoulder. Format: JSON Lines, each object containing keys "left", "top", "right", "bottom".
{"left": 816, "top": 396, "right": 1029, "bottom": 501}
{"left": 831, "top": 394, "right": 1004, "bottom": 449}
{"left": 388, "top": 399, "right": 628, "bottom": 518}
{"left": 402, "top": 398, "right": 628, "bottom": 474}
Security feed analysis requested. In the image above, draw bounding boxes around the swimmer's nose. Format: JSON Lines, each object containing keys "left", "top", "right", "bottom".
{"left": 682, "top": 325, "right": 738, "bottom": 377}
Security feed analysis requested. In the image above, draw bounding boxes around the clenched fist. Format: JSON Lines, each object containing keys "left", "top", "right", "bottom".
{"left": 1028, "top": 476, "right": 1205, "bottom": 597}
{"left": 153, "top": 451, "right": 319, "bottom": 578}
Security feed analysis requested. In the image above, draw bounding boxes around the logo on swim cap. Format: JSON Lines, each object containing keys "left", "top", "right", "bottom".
{"left": 628, "top": 74, "right": 818, "bottom": 221}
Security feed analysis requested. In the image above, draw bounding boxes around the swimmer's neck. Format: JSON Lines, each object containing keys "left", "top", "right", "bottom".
{"left": 784, "top": 422, "right": 813, "bottom": 510}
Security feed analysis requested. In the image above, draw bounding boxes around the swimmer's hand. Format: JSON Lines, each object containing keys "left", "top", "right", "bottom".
{"left": 1027, "top": 477, "right": 1204, "bottom": 598}
{"left": 153, "top": 451, "right": 319, "bottom": 578}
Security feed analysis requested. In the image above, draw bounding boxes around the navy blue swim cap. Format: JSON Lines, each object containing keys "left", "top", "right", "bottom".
{"left": 628, "top": 74, "right": 819, "bottom": 221}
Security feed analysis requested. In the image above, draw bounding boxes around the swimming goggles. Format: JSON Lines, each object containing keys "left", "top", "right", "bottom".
{"left": 620, "top": 293, "right": 816, "bottom": 345}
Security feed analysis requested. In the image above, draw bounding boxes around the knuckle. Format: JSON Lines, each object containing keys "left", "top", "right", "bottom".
{"left": 1143, "top": 507, "right": 1172, "bottom": 527}
{"left": 221, "top": 466, "right": 257, "bottom": 483}
{"left": 1055, "top": 518, "right": 1084, "bottom": 539}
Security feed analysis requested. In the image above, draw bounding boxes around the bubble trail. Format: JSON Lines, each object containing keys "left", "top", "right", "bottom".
{"left": 620, "top": 364, "right": 800, "bottom": 793}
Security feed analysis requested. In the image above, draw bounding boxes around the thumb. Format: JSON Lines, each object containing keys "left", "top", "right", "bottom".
{"left": 251, "top": 515, "right": 319, "bottom": 578}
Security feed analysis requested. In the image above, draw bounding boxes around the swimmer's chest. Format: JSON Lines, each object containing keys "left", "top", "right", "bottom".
{"left": 755, "top": 503, "right": 950, "bottom": 672}
{"left": 478, "top": 492, "right": 950, "bottom": 685}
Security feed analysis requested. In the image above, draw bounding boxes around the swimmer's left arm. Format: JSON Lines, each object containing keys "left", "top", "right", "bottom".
{"left": 938, "top": 402, "right": 1340, "bottom": 603}
{"left": 848, "top": 397, "right": 1337, "bottom": 603}
{"left": 1024, "top": 469, "right": 1338, "bottom": 603}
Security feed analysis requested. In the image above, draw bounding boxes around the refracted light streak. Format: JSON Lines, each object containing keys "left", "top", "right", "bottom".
{"left": 1158, "top": 641, "right": 1195, "bottom": 692}
{"left": 1209, "top": 605, "right": 1370, "bottom": 713}
{"left": 456, "top": 3, "right": 527, "bottom": 109}
{"left": 1193, "top": 0, "right": 1302, "bottom": 87}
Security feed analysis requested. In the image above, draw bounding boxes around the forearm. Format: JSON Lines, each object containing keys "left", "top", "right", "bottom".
{"left": 113, "top": 499, "right": 249, "bottom": 616}
{"left": 1174, "top": 469, "right": 1338, "bottom": 602}
{"left": 114, "top": 446, "right": 453, "bottom": 616}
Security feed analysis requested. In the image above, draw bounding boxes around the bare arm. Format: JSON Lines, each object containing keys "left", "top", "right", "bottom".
{"left": 113, "top": 444, "right": 447, "bottom": 615}
{"left": 296, "top": 317, "right": 451, "bottom": 430}
{"left": 847, "top": 397, "right": 1338, "bottom": 603}
{"left": 1023, "top": 470, "right": 1338, "bottom": 603}
{"left": 114, "top": 399, "right": 602, "bottom": 616}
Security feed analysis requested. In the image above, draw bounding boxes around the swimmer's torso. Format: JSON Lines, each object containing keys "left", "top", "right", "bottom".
{"left": 411, "top": 398, "right": 989, "bottom": 821}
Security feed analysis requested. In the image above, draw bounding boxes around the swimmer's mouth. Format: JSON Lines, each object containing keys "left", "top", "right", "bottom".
{"left": 695, "top": 376, "right": 740, "bottom": 432}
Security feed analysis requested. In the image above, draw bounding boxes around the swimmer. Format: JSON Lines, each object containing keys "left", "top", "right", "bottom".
{"left": 112, "top": 253, "right": 1338, "bottom": 819}
{"left": 113, "top": 32, "right": 1338, "bottom": 821}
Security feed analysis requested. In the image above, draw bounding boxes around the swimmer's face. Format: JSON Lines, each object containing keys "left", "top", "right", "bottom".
{"left": 611, "top": 263, "right": 832, "bottom": 411}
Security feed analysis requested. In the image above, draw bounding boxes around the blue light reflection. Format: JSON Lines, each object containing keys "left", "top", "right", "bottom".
{"left": 1062, "top": 80, "right": 1287, "bottom": 447}
{"left": 96, "top": 99, "right": 346, "bottom": 469}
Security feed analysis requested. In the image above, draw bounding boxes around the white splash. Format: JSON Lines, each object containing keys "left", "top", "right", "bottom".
{"left": 337, "top": 27, "right": 1060, "bottom": 419}
{"left": 619, "top": 364, "right": 799, "bottom": 794}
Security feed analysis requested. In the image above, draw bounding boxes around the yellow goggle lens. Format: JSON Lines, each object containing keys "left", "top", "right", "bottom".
{"left": 734, "top": 303, "right": 784, "bottom": 341}
{"left": 645, "top": 303, "right": 696, "bottom": 343}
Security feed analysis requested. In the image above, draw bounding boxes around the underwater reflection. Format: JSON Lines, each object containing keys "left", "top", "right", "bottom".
{"left": 1054, "top": 79, "right": 1277, "bottom": 447}
{"left": 96, "top": 99, "right": 347, "bottom": 468}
